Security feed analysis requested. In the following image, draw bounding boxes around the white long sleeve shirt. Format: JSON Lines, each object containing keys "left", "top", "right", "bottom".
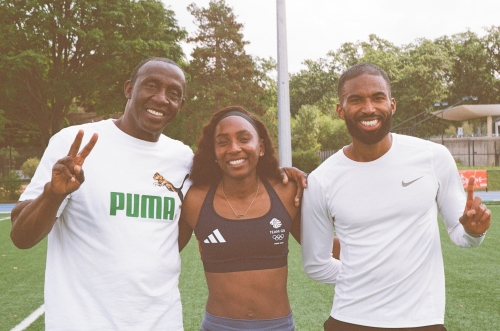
{"left": 301, "top": 133, "right": 483, "bottom": 328}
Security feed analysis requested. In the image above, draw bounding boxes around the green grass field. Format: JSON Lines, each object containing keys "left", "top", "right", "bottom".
{"left": 1, "top": 208, "right": 499, "bottom": 331}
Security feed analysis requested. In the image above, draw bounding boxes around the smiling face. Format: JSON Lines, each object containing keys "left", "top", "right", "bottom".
{"left": 121, "top": 60, "right": 185, "bottom": 142}
{"left": 214, "top": 116, "right": 264, "bottom": 180}
{"left": 337, "top": 73, "right": 396, "bottom": 146}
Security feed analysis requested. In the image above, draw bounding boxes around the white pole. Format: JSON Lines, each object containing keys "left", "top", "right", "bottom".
{"left": 276, "top": 0, "right": 292, "bottom": 167}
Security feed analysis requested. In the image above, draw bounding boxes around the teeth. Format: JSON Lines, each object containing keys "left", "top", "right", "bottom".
{"left": 147, "top": 109, "right": 163, "bottom": 117}
{"left": 229, "top": 159, "right": 245, "bottom": 165}
{"left": 361, "top": 119, "right": 378, "bottom": 127}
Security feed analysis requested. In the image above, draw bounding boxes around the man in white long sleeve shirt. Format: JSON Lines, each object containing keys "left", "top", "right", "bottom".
{"left": 301, "top": 63, "right": 491, "bottom": 331}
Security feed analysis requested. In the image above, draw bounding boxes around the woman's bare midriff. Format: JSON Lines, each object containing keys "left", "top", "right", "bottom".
{"left": 205, "top": 266, "right": 291, "bottom": 319}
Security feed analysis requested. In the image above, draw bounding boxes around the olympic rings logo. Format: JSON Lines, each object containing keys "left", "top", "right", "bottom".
{"left": 272, "top": 234, "right": 284, "bottom": 241}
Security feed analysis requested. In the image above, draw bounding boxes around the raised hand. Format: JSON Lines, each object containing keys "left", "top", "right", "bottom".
{"left": 280, "top": 167, "right": 308, "bottom": 207}
{"left": 459, "top": 176, "right": 491, "bottom": 237}
{"left": 50, "top": 130, "right": 98, "bottom": 195}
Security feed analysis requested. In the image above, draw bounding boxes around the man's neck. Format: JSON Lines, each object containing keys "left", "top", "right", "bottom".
{"left": 343, "top": 133, "right": 393, "bottom": 162}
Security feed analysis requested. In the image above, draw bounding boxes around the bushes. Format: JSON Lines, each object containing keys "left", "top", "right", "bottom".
{"left": 21, "top": 157, "right": 40, "bottom": 178}
{"left": 292, "top": 150, "right": 321, "bottom": 173}
{"left": 0, "top": 170, "right": 21, "bottom": 200}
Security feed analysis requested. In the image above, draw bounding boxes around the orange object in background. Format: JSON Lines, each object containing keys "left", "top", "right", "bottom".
{"left": 458, "top": 170, "right": 487, "bottom": 188}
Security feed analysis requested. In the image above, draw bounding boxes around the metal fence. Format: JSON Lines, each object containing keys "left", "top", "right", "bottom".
{"left": 317, "top": 150, "right": 336, "bottom": 161}
{"left": 429, "top": 137, "right": 500, "bottom": 167}
{"left": 0, "top": 146, "right": 44, "bottom": 178}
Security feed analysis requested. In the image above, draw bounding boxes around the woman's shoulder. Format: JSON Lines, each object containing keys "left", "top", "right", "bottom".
{"left": 181, "top": 184, "right": 212, "bottom": 226}
{"left": 185, "top": 184, "right": 212, "bottom": 203}
{"left": 265, "top": 177, "right": 298, "bottom": 208}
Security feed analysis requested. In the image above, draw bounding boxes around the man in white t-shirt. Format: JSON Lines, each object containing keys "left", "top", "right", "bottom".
{"left": 301, "top": 63, "right": 491, "bottom": 331}
{"left": 10, "top": 58, "right": 193, "bottom": 331}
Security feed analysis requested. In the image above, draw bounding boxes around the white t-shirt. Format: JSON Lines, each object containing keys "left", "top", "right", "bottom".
{"left": 301, "top": 133, "right": 483, "bottom": 328}
{"left": 20, "top": 119, "right": 193, "bottom": 331}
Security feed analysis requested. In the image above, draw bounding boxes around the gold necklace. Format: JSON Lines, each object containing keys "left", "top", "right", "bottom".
{"left": 221, "top": 179, "right": 260, "bottom": 218}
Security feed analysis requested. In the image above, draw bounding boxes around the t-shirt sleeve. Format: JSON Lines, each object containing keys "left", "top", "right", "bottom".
{"left": 180, "top": 146, "right": 194, "bottom": 200}
{"left": 434, "top": 144, "right": 484, "bottom": 247}
{"left": 301, "top": 172, "right": 342, "bottom": 285}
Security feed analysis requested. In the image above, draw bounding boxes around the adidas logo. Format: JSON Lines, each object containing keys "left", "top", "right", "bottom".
{"left": 203, "top": 229, "right": 226, "bottom": 244}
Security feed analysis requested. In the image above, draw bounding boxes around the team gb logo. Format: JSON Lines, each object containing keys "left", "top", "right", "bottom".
{"left": 270, "top": 218, "right": 282, "bottom": 229}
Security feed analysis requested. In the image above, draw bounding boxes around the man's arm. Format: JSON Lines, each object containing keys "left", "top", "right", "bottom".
{"left": 11, "top": 189, "right": 66, "bottom": 249}
{"left": 436, "top": 146, "right": 490, "bottom": 247}
{"left": 178, "top": 217, "right": 193, "bottom": 252}
{"left": 280, "top": 167, "right": 308, "bottom": 207}
{"left": 10, "top": 130, "right": 98, "bottom": 249}
{"left": 178, "top": 186, "right": 206, "bottom": 252}
{"left": 301, "top": 173, "right": 341, "bottom": 285}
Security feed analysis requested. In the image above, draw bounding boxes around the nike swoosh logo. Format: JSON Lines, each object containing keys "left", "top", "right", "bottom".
{"left": 402, "top": 176, "right": 423, "bottom": 187}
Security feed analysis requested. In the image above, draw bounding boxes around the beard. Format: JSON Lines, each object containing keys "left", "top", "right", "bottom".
{"left": 344, "top": 111, "right": 392, "bottom": 145}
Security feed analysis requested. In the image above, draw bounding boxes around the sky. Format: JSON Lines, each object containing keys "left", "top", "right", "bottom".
{"left": 163, "top": 0, "right": 500, "bottom": 74}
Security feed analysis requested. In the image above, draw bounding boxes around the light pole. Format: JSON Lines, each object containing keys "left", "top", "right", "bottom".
{"left": 433, "top": 101, "right": 449, "bottom": 144}
{"left": 276, "top": 0, "right": 292, "bottom": 167}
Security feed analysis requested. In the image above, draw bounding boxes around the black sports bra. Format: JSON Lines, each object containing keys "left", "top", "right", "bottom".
{"left": 194, "top": 177, "right": 292, "bottom": 273}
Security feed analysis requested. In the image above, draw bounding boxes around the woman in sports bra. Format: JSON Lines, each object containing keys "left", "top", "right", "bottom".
{"left": 179, "top": 106, "right": 307, "bottom": 330}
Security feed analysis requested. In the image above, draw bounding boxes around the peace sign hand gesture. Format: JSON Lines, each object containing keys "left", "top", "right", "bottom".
{"left": 459, "top": 176, "right": 491, "bottom": 237}
{"left": 49, "top": 130, "right": 98, "bottom": 195}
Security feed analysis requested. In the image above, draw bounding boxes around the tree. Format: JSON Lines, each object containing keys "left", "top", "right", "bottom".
{"left": 291, "top": 105, "right": 321, "bottom": 152}
{"left": 289, "top": 58, "right": 338, "bottom": 117}
{"left": 173, "top": 0, "right": 267, "bottom": 146}
{"left": 440, "top": 31, "right": 500, "bottom": 105}
{"left": 317, "top": 115, "right": 351, "bottom": 151}
{"left": 391, "top": 38, "right": 451, "bottom": 137}
{"left": 0, "top": 0, "right": 186, "bottom": 147}
{"left": 21, "top": 157, "right": 40, "bottom": 178}
{"left": 260, "top": 106, "right": 279, "bottom": 152}
{"left": 0, "top": 109, "right": 6, "bottom": 145}
{"left": 486, "top": 26, "right": 500, "bottom": 76}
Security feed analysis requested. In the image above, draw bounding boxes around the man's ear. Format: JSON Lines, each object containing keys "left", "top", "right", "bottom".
{"left": 124, "top": 80, "right": 132, "bottom": 99}
{"left": 336, "top": 103, "right": 345, "bottom": 120}
{"left": 391, "top": 98, "right": 396, "bottom": 115}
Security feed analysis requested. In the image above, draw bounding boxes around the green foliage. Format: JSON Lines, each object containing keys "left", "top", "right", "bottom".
{"left": 289, "top": 58, "right": 338, "bottom": 117}
{"left": 292, "top": 150, "right": 321, "bottom": 173}
{"left": 1, "top": 170, "right": 21, "bottom": 199}
{"left": 0, "top": 0, "right": 186, "bottom": 147}
{"left": 439, "top": 31, "right": 499, "bottom": 105}
{"left": 0, "top": 109, "right": 5, "bottom": 145}
{"left": 173, "top": 0, "right": 268, "bottom": 146}
{"left": 292, "top": 105, "right": 321, "bottom": 152}
{"left": 260, "top": 106, "right": 279, "bottom": 150}
{"left": 0, "top": 147, "right": 20, "bottom": 172}
{"left": 317, "top": 116, "right": 351, "bottom": 151}
{"left": 486, "top": 26, "right": 500, "bottom": 75}
{"left": 20, "top": 157, "right": 40, "bottom": 179}
{"left": 444, "top": 124, "right": 457, "bottom": 136}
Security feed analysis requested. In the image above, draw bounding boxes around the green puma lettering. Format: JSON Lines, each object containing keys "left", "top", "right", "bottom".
{"left": 110, "top": 192, "right": 176, "bottom": 220}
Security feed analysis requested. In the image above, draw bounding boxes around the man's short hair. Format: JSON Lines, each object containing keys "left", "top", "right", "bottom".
{"left": 337, "top": 63, "right": 391, "bottom": 102}
{"left": 129, "top": 57, "right": 186, "bottom": 95}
